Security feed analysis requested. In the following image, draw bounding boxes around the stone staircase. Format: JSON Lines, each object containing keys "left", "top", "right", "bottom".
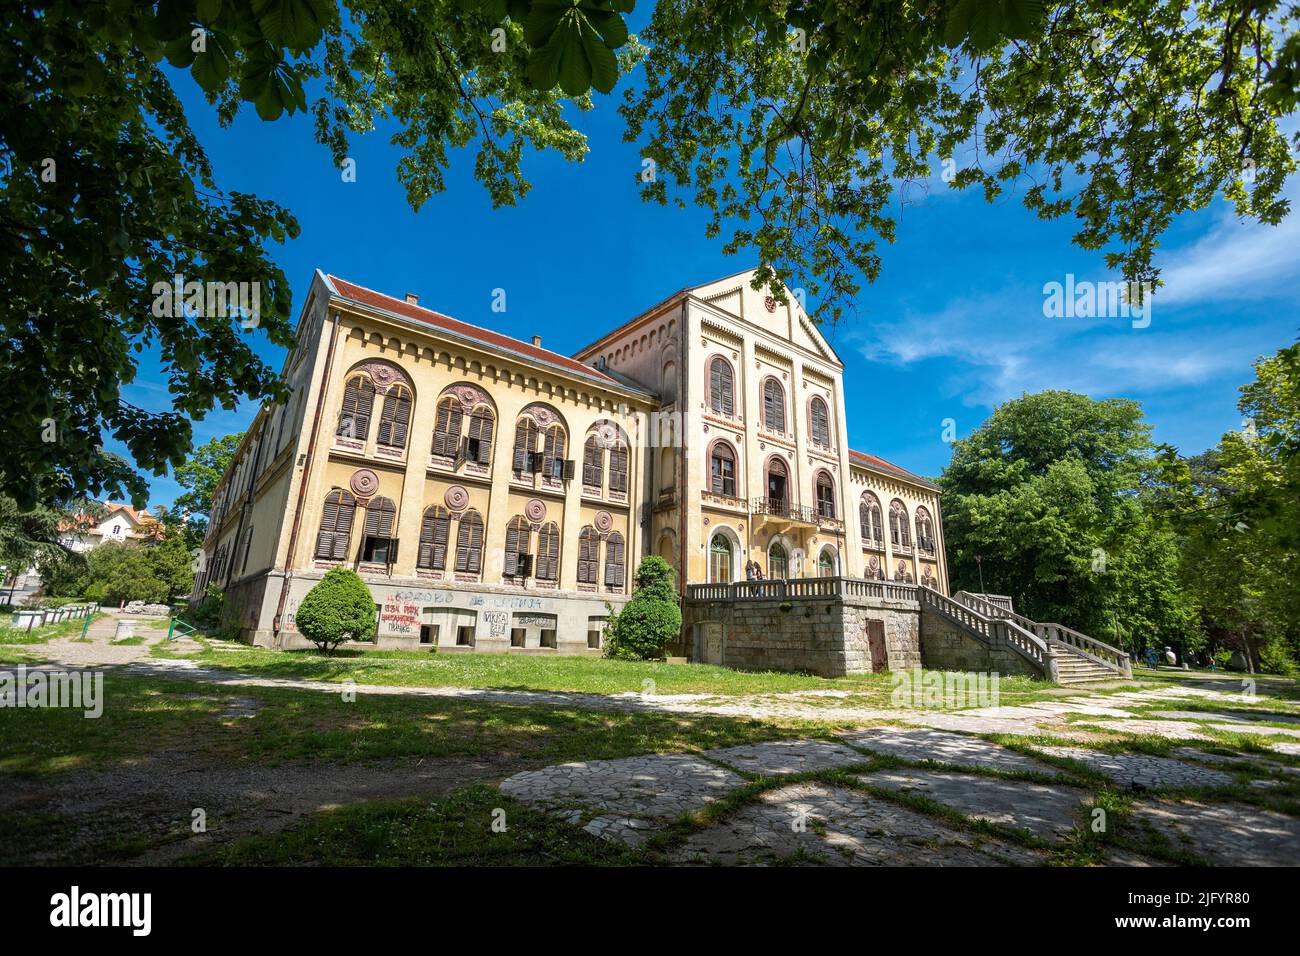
{"left": 952, "top": 592, "right": 1132, "bottom": 685}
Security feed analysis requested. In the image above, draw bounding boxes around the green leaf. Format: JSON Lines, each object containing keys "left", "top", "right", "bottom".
{"left": 582, "top": 28, "right": 619, "bottom": 94}
{"left": 253, "top": 0, "right": 331, "bottom": 52}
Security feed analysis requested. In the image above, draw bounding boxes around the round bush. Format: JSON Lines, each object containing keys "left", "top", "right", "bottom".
{"left": 294, "top": 568, "right": 376, "bottom": 654}
{"left": 604, "top": 555, "right": 682, "bottom": 661}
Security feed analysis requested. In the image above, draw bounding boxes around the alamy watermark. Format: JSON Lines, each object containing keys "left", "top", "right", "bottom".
{"left": 151, "top": 275, "right": 260, "bottom": 328}
{"left": 1042, "top": 274, "right": 1152, "bottom": 329}
{"left": 890, "top": 668, "right": 1000, "bottom": 709}
{"left": 0, "top": 665, "right": 103, "bottom": 718}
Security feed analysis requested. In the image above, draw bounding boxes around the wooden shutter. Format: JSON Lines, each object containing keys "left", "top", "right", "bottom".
{"left": 337, "top": 376, "right": 375, "bottom": 439}
{"left": 469, "top": 408, "right": 493, "bottom": 463}
{"left": 316, "top": 491, "right": 341, "bottom": 558}
{"left": 583, "top": 436, "right": 602, "bottom": 486}
{"left": 513, "top": 418, "right": 534, "bottom": 472}
{"left": 860, "top": 502, "right": 870, "bottom": 542}
{"left": 709, "top": 359, "right": 733, "bottom": 416}
{"left": 504, "top": 517, "right": 526, "bottom": 576}
{"left": 577, "top": 528, "right": 598, "bottom": 584}
{"left": 763, "top": 380, "right": 784, "bottom": 433}
{"left": 609, "top": 444, "right": 628, "bottom": 492}
{"left": 604, "top": 532, "right": 625, "bottom": 589}
{"left": 456, "top": 511, "right": 483, "bottom": 573}
{"left": 543, "top": 426, "right": 566, "bottom": 478}
{"left": 537, "top": 522, "right": 559, "bottom": 580}
{"left": 433, "top": 398, "right": 462, "bottom": 456}
{"left": 378, "top": 387, "right": 411, "bottom": 448}
{"left": 332, "top": 491, "right": 356, "bottom": 560}
{"left": 811, "top": 399, "right": 829, "bottom": 446}
{"left": 419, "top": 506, "right": 449, "bottom": 569}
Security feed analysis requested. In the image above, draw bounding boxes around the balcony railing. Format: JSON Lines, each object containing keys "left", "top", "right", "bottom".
{"left": 750, "top": 497, "right": 817, "bottom": 524}
{"left": 702, "top": 490, "right": 747, "bottom": 510}
{"left": 686, "top": 576, "right": 920, "bottom": 604}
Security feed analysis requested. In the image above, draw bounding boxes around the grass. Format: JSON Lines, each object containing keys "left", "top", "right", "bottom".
{"left": 182, "top": 643, "right": 1062, "bottom": 703}
{"left": 0, "top": 612, "right": 102, "bottom": 645}
{"left": 187, "top": 785, "right": 646, "bottom": 866}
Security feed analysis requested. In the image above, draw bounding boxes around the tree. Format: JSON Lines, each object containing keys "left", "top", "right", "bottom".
{"left": 0, "top": 495, "right": 103, "bottom": 598}
{"left": 603, "top": 555, "right": 681, "bottom": 660}
{"left": 294, "top": 567, "right": 376, "bottom": 654}
{"left": 8, "top": 1, "right": 1300, "bottom": 507}
{"left": 75, "top": 543, "right": 169, "bottom": 606}
{"left": 174, "top": 433, "right": 244, "bottom": 520}
{"left": 939, "top": 390, "right": 1198, "bottom": 652}
{"left": 623, "top": 0, "right": 1299, "bottom": 320}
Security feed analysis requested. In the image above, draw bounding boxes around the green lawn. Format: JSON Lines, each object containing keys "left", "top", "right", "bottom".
{"left": 184, "top": 643, "right": 1061, "bottom": 703}
{"left": 0, "top": 612, "right": 102, "bottom": 645}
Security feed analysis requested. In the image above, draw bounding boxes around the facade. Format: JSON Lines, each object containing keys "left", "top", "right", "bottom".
{"left": 59, "top": 503, "right": 160, "bottom": 553}
{"left": 195, "top": 268, "right": 948, "bottom": 655}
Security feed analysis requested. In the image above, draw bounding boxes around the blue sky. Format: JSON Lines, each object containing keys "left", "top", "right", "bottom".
{"left": 120, "top": 60, "right": 1300, "bottom": 509}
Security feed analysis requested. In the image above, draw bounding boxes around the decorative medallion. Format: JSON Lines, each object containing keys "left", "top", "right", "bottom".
{"left": 350, "top": 469, "right": 379, "bottom": 498}
{"left": 521, "top": 403, "right": 560, "bottom": 428}
{"left": 525, "top": 498, "right": 547, "bottom": 523}
{"left": 764, "top": 296, "right": 778, "bottom": 313}
{"left": 444, "top": 485, "right": 470, "bottom": 511}
{"left": 595, "top": 420, "right": 620, "bottom": 448}
{"left": 594, "top": 510, "right": 613, "bottom": 533}
{"left": 446, "top": 383, "right": 490, "bottom": 411}
{"left": 368, "top": 363, "right": 397, "bottom": 387}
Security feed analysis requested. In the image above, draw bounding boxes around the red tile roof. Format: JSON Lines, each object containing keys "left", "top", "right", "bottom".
{"left": 848, "top": 450, "right": 938, "bottom": 489}
{"left": 327, "top": 276, "right": 620, "bottom": 387}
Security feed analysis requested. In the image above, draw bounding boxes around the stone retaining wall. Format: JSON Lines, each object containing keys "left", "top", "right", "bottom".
{"left": 681, "top": 595, "right": 923, "bottom": 677}
{"left": 918, "top": 606, "right": 1044, "bottom": 678}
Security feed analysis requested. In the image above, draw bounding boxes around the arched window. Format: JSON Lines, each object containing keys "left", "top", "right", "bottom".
{"left": 604, "top": 531, "right": 626, "bottom": 589}
{"left": 577, "top": 527, "right": 600, "bottom": 584}
{"left": 815, "top": 470, "right": 836, "bottom": 519}
{"left": 709, "top": 534, "right": 733, "bottom": 584}
{"left": 608, "top": 442, "right": 629, "bottom": 493}
{"left": 583, "top": 435, "right": 604, "bottom": 488}
{"left": 513, "top": 417, "right": 539, "bottom": 473}
{"left": 710, "top": 442, "right": 736, "bottom": 497}
{"left": 377, "top": 385, "right": 412, "bottom": 449}
{"left": 818, "top": 547, "right": 837, "bottom": 577}
{"left": 336, "top": 375, "right": 375, "bottom": 440}
{"left": 766, "top": 457, "right": 788, "bottom": 510}
{"left": 809, "top": 397, "right": 831, "bottom": 447}
{"left": 762, "top": 378, "right": 786, "bottom": 433}
{"left": 890, "top": 500, "right": 911, "bottom": 547}
{"left": 768, "top": 542, "right": 788, "bottom": 579}
{"left": 432, "top": 397, "right": 463, "bottom": 457}
{"left": 536, "top": 521, "right": 560, "bottom": 581}
{"left": 542, "top": 424, "right": 567, "bottom": 480}
{"left": 417, "top": 505, "right": 450, "bottom": 570}
{"left": 504, "top": 515, "right": 530, "bottom": 578}
{"left": 315, "top": 489, "right": 356, "bottom": 560}
{"left": 361, "top": 496, "right": 397, "bottom": 563}
{"left": 659, "top": 447, "right": 675, "bottom": 491}
{"left": 467, "top": 406, "right": 494, "bottom": 464}
{"left": 455, "top": 510, "right": 484, "bottom": 573}
{"left": 860, "top": 493, "right": 884, "bottom": 544}
{"left": 708, "top": 357, "right": 734, "bottom": 416}
{"left": 915, "top": 507, "right": 935, "bottom": 554}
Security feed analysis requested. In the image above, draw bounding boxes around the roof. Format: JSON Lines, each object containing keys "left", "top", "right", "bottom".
{"left": 325, "top": 275, "right": 651, "bottom": 395}
{"left": 848, "top": 450, "right": 939, "bottom": 491}
{"left": 58, "top": 502, "right": 157, "bottom": 534}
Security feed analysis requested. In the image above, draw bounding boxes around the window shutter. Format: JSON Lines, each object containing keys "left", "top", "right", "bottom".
{"left": 316, "top": 492, "right": 340, "bottom": 558}
{"left": 431, "top": 510, "right": 449, "bottom": 569}
{"left": 537, "top": 522, "right": 559, "bottom": 580}
{"left": 605, "top": 532, "right": 625, "bottom": 589}
{"left": 583, "top": 437, "right": 602, "bottom": 486}
{"left": 513, "top": 419, "right": 533, "bottom": 472}
{"left": 504, "top": 518, "right": 523, "bottom": 576}
{"left": 811, "top": 399, "right": 829, "bottom": 446}
{"left": 337, "top": 376, "right": 375, "bottom": 439}
{"left": 469, "top": 409, "right": 493, "bottom": 463}
{"left": 378, "top": 387, "right": 410, "bottom": 448}
{"left": 609, "top": 445, "right": 628, "bottom": 492}
{"left": 578, "top": 528, "right": 597, "bottom": 584}
{"left": 419, "top": 507, "right": 447, "bottom": 569}
{"left": 331, "top": 492, "right": 356, "bottom": 560}
{"left": 467, "top": 515, "right": 483, "bottom": 572}
{"left": 433, "top": 399, "right": 462, "bottom": 456}
{"left": 543, "top": 426, "right": 566, "bottom": 478}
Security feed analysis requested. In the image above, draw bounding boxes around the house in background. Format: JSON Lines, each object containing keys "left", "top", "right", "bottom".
{"left": 59, "top": 503, "right": 161, "bottom": 553}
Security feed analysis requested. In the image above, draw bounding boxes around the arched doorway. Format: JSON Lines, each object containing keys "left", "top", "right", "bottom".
{"left": 818, "top": 546, "right": 838, "bottom": 577}
{"left": 768, "top": 542, "right": 789, "bottom": 579}
{"left": 709, "top": 534, "right": 734, "bottom": 583}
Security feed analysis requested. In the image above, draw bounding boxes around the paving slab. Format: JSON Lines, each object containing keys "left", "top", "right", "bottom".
{"left": 705, "top": 740, "right": 870, "bottom": 776}
{"left": 670, "top": 783, "right": 1043, "bottom": 866}
{"left": 859, "top": 768, "right": 1089, "bottom": 841}
{"left": 1151, "top": 709, "right": 1300, "bottom": 725}
{"left": 840, "top": 727, "right": 1059, "bottom": 776}
{"left": 1128, "top": 800, "right": 1300, "bottom": 866}
{"left": 500, "top": 752, "right": 745, "bottom": 843}
{"left": 1074, "top": 719, "right": 1214, "bottom": 740}
{"left": 1035, "top": 747, "right": 1235, "bottom": 790}
{"left": 1207, "top": 723, "right": 1300, "bottom": 739}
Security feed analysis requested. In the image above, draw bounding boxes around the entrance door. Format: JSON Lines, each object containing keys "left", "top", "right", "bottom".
{"left": 701, "top": 622, "right": 724, "bottom": 665}
{"left": 866, "top": 619, "right": 888, "bottom": 673}
{"left": 767, "top": 464, "right": 787, "bottom": 511}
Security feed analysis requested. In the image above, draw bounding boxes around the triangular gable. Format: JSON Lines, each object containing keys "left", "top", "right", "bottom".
{"left": 687, "top": 267, "right": 841, "bottom": 366}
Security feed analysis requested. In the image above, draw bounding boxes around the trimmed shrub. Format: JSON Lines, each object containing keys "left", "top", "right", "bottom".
{"left": 603, "top": 555, "right": 682, "bottom": 661}
{"left": 294, "top": 568, "right": 376, "bottom": 654}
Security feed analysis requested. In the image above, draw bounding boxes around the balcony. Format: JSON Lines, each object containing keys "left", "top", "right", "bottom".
{"left": 750, "top": 497, "right": 817, "bottom": 526}
{"left": 702, "top": 490, "right": 747, "bottom": 511}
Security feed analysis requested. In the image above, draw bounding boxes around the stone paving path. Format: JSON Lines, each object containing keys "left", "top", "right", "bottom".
{"left": 1128, "top": 800, "right": 1300, "bottom": 866}
{"left": 1033, "top": 747, "right": 1237, "bottom": 790}
{"left": 839, "top": 727, "right": 1060, "bottom": 776}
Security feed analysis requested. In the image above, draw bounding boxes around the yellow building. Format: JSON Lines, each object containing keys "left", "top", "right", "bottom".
{"left": 196, "top": 268, "right": 947, "bottom": 652}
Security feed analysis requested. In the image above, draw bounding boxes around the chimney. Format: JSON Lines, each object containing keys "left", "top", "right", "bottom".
{"left": 404, "top": 292, "right": 419, "bottom": 305}
{"left": 531, "top": 335, "right": 542, "bottom": 347}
